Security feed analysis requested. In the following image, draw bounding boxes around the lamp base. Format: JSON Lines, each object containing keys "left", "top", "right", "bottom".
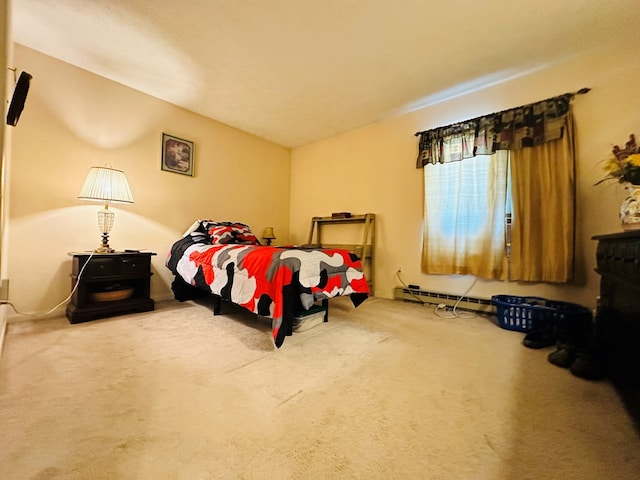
{"left": 95, "top": 232, "right": 113, "bottom": 253}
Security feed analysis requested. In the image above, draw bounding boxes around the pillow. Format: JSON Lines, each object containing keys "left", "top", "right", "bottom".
{"left": 182, "top": 219, "right": 205, "bottom": 237}
{"left": 200, "top": 221, "right": 260, "bottom": 245}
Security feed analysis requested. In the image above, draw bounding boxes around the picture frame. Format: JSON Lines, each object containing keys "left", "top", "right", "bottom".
{"left": 161, "top": 133, "right": 194, "bottom": 176}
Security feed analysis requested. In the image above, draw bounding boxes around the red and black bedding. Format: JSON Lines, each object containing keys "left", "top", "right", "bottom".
{"left": 165, "top": 220, "right": 370, "bottom": 347}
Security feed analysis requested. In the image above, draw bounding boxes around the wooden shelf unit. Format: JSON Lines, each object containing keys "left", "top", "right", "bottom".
{"left": 305, "top": 213, "right": 375, "bottom": 294}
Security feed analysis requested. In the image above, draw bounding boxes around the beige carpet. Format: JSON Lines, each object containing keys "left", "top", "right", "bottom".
{"left": 1, "top": 296, "right": 638, "bottom": 479}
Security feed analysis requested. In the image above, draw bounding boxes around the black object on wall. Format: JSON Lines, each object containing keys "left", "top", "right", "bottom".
{"left": 6, "top": 71, "right": 33, "bottom": 127}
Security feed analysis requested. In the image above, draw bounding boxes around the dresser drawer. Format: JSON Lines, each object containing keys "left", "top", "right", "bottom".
{"left": 81, "top": 256, "right": 118, "bottom": 276}
{"left": 596, "top": 238, "right": 640, "bottom": 283}
{"left": 75, "top": 254, "right": 151, "bottom": 278}
{"left": 120, "top": 255, "right": 151, "bottom": 275}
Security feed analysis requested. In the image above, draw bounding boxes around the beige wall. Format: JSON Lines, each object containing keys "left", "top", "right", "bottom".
{"left": 290, "top": 39, "right": 640, "bottom": 309}
{"left": 7, "top": 37, "right": 640, "bottom": 316}
{"left": 7, "top": 45, "right": 290, "bottom": 314}
{"left": 0, "top": 0, "right": 9, "bottom": 345}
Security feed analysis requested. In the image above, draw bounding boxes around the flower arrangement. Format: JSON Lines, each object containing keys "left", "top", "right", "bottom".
{"left": 596, "top": 133, "right": 640, "bottom": 185}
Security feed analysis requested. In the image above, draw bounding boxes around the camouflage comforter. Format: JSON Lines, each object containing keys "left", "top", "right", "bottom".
{"left": 166, "top": 228, "right": 369, "bottom": 348}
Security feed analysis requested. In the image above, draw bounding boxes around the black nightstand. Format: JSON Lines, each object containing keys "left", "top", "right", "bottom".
{"left": 65, "top": 251, "right": 156, "bottom": 323}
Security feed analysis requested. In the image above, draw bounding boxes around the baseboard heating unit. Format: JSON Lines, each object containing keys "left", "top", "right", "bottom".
{"left": 394, "top": 287, "right": 495, "bottom": 314}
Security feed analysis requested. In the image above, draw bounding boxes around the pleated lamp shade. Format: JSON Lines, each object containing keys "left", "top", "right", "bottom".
{"left": 78, "top": 166, "right": 134, "bottom": 204}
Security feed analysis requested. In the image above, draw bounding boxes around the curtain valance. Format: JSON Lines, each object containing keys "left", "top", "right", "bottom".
{"left": 415, "top": 92, "right": 576, "bottom": 168}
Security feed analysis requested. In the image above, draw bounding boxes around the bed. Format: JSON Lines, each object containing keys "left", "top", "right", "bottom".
{"left": 165, "top": 220, "right": 370, "bottom": 347}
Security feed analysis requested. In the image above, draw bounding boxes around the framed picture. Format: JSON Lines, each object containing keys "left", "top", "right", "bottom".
{"left": 161, "top": 133, "right": 194, "bottom": 176}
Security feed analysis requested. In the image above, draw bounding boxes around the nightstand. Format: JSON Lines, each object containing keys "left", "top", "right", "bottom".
{"left": 65, "top": 251, "right": 156, "bottom": 323}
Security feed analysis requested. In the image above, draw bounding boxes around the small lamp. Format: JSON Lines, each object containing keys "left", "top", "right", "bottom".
{"left": 262, "top": 227, "right": 276, "bottom": 246}
{"left": 78, "top": 165, "right": 134, "bottom": 253}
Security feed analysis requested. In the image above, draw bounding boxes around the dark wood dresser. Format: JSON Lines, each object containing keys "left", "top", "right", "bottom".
{"left": 593, "top": 231, "right": 640, "bottom": 430}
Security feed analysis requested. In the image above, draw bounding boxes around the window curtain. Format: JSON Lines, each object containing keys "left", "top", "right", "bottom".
{"left": 509, "top": 111, "right": 576, "bottom": 282}
{"left": 422, "top": 151, "right": 509, "bottom": 278}
{"left": 416, "top": 94, "right": 573, "bottom": 167}
{"left": 416, "top": 93, "right": 578, "bottom": 282}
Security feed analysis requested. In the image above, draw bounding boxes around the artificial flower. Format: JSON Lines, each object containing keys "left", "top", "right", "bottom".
{"left": 596, "top": 134, "right": 640, "bottom": 185}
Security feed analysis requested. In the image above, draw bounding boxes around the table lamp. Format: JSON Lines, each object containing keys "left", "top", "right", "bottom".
{"left": 262, "top": 227, "right": 276, "bottom": 246}
{"left": 78, "top": 165, "right": 134, "bottom": 252}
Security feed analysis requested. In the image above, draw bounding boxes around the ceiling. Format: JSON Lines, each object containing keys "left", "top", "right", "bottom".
{"left": 10, "top": 0, "right": 640, "bottom": 148}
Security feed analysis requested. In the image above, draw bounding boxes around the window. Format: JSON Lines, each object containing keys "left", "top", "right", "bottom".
{"left": 422, "top": 151, "right": 509, "bottom": 279}
{"left": 416, "top": 94, "right": 577, "bottom": 283}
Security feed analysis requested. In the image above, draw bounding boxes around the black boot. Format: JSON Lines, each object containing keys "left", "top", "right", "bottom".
{"left": 548, "top": 343, "right": 577, "bottom": 368}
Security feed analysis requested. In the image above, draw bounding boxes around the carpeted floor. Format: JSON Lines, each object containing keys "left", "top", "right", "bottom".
{"left": 1, "top": 296, "right": 638, "bottom": 479}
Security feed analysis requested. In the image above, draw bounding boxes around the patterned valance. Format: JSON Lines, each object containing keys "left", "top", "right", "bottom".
{"left": 415, "top": 93, "right": 575, "bottom": 168}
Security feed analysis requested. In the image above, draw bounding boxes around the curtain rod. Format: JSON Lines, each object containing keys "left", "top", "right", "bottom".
{"left": 414, "top": 87, "right": 591, "bottom": 137}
